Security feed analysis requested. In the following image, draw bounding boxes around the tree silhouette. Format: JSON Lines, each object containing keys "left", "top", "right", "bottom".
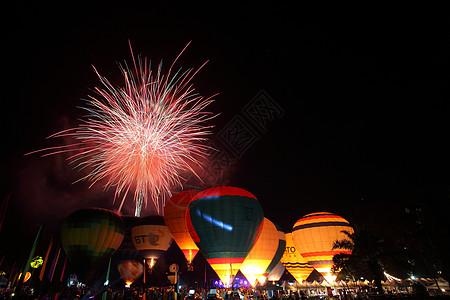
{"left": 331, "top": 225, "right": 387, "bottom": 294}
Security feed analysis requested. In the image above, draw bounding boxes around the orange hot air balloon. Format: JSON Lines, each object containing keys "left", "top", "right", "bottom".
{"left": 118, "top": 260, "right": 144, "bottom": 288}
{"left": 258, "top": 222, "right": 286, "bottom": 285}
{"left": 240, "top": 218, "right": 279, "bottom": 286}
{"left": 164, "top": 190, "right": 199, "bottom": 267}
{"left": 292, "top": 212, "right": 354, "bottom": 282}
{"left": 281, "top": 233, "right": 314, "bottom": 283}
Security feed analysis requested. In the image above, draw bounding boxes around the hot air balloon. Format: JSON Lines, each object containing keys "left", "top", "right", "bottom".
{"left": 280, "top": 233, "right": 314, "bottom": 283}
{"left": 131, "top": 215, "right": 172, "bottom": 269}
{"left": 267, "top": 260, "right": 285, "bottom": 282}
{"left": 240, "top": 218, "right": 278, "bottom": 286}
{"left": 164, "top": 190, "right": 199, "bottom": 269}
{"left": 259, "top": 222, "right": 286, "bottom": 285}
{"left": 61, "top": 208, "right": 125, "bottom": 282}
{"left": 187, "top": 186, "right": 264, "bottom": 286}
{"left": 292, "top": 212, "right": 354, "bottom": 282}
{"left": 118, "top": 260, "right": 144, "bottom": 288}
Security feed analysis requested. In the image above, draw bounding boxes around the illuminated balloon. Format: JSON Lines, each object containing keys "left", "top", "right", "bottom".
{"left": 131, "top": 215, "right": 172, "bottom": 268}
{"left": 164, "top": 191, "right": 200, "bottom": 266}
{"left": 118, "top": 260, "right": 144, "bottom": 288}
{"left": 280, "top": 233, "right": 314, "bottom": 283}
{"left": 240, "top": 218, "right": 278, "bottom": 286}
{"left": 267, "top": 260, "right": 285, "bottom": 282}
{"left": 259, "top": 222, "right": 286, "bottom": 284}
{"left": 61, "top": 208, "right": 125, "bottom": 281}
{"left": 292, "top": 212, "right": 354, "bottom": 281}
{"left": 30, "top": 256, "right": 44, "bottom": 268}
{"left": 187, "top": 186, "right": 264, "bottom": 286}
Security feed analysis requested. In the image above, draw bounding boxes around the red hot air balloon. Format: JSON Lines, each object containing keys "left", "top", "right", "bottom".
{"left": 164, "top": 190, "right": 199, "bottom": 269}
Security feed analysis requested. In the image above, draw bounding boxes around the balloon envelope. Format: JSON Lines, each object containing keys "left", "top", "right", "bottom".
{"left": 267, "top": 260, "right": 285, "bottom": 282}
{"left": 61, "top": 208, "right": 125, "bottom": 281}
{"left": 281, "top": 233, "right": 314, "bottom": 283}
{"left": 264, "top": 222, "right": 286, "bottom": 275}
{"left": 131, "top": 215, "right": 172, "bottom": 268}
{"left": 187, "top": 186, "right": 264, "bottom": 285}
{"left": 118, "top": 260, "right": 144, "bottom": 286}
{"left": 164, "top": 190, "right": 199, "bottom": 264}
{"left": 292, "top": 212, "right": 354, "bottom": 280}
{"left": 240, "top": 218, "right": 278, "bottom": 286}
{"left": 258, "top": 222, "right": 286, "bottom": 284}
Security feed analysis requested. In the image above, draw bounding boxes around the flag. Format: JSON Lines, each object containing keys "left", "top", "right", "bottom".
{"left": 39, "top": 236, "right": 54, "bottom": 282}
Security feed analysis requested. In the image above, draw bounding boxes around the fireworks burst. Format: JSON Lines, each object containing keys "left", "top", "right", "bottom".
{"left": 33, "top": 42, "right": 216, "bottom": 216}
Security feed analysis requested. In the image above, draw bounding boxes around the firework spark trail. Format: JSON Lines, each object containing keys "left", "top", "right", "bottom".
{"left": 30, "top": 43, "right": 216, "bottom": 216}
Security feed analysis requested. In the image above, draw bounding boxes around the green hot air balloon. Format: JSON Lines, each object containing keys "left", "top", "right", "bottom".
{"left": 61, "top": 208, "right": 125, "bottom": 282}
{"left": 186, "top": 186, "right": 264, "bottom": 286}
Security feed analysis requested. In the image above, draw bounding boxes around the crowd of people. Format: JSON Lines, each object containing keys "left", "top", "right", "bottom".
{"left": 0, "top": 282, "right": 445, "bottom": 299}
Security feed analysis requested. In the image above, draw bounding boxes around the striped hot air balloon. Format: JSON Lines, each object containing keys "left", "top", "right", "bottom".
{"left": 61, "top": 208, "right": 125, "bottom": 282}
{"left": 164, "top": 190, "right": 200, "bottom": 268}
{"left": 280, "top": 233, "right": 314, "bottom": 283}
{"left": 292, "top": 212, "right": 354, "bottom": 282}
{"left": 187, "top": 186, "right": 264, "bottom": 286}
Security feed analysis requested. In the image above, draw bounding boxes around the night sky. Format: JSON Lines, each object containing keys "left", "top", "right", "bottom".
{"left": 2, "top": 4, "right": 449, "bottom": 282}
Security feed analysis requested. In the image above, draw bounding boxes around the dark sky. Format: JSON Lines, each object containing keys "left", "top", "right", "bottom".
{"left": 2, "top": 3, "right": 449, "bottom": 279}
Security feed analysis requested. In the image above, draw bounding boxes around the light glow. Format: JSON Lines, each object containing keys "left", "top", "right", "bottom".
{"left": 196, "top": 209, "right": 233, "bottom": 231}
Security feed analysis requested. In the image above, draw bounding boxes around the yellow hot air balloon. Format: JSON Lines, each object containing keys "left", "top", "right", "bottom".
{"left": 240, "top": 218, "right": 279, "bottom": 286}
{"left": 164, "top": 191, "right": 199, "bottom": 268}
{"left": 292, "top": 212, "right": 354, "bottom": 282}
{"left": 280, "top": 233, "right": 314, "bottom": 283}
